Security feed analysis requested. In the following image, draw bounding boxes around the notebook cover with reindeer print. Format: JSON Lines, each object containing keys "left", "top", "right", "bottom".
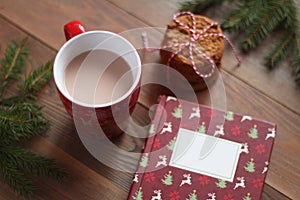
{"left": 127, "top": 95, "right": 276, "bottom": 200}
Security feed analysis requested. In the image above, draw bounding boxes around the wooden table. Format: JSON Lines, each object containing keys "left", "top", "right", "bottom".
{"left": 0, "top": 1, "right": 299, "bottom": 199}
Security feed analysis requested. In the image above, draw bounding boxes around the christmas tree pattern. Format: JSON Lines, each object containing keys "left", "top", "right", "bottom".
{"left": 197, "top": 122, "right": 206, "bottom": 134}
{"left": 215, "top": 179, "right": 227, "bottom": 189}
{"left": 224, "top": 111, "right": 234, "bottom": 121}
{"left": 244, "top": 158, "right": 255, "bottom": 173}
{"left": 248, "top": 125, "right": 259, "bottom": 139}
{"left": 132, "top": 187, "right": 143, "bottom": 200}
{"left": 172, "top": 104, "right": 182, "bottom": 118}
{"left": 139, "top": 153, "right": 149, "bottom": 168}
{"left": 243, "top": 193, "right": 251, "bottom": 200}
{"left": 161, "top": 171, "right": 173, "bottom": 186}
{"left": 186, "top": 189, "right": 197, "bottom": 200}
{"left": 167, "top": 137, "right": 177, "bottom": 151}
{"left": 149, "top": 123, "right": 155, "bottom": 135}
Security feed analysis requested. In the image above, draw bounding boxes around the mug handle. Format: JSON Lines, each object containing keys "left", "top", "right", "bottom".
{"left": 64, "top": 20, "right": 86, "bottom": 41}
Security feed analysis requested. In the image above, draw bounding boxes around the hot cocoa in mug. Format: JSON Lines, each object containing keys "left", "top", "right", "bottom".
{"left": 53, "top": 21, "right": 141, "bottom": 138}
{"left": 64, "top": 49, "right": 134, "bottom": 105}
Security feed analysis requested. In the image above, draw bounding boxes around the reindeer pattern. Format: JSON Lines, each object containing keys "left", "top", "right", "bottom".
{"left": 234, "top": 177, "right": 246, "bottom": 190}
{"left": 160, "top": 122, "right": 172, "bottom": 134}
{"left": 265, "top": 127, "right": 276, "bottom": 140}
{"left": 151, "top": 190, "right": 162, "bottom": 200}
{"left": 130, "top": 97, "right": 275, "bottom": 200}
{"left": 155, "top": 155, "right": 167, "bottom": 168}
{"left": 179, "top": 174, "right": 192, "bottom": 187}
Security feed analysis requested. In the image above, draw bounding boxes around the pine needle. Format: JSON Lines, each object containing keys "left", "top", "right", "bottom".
{"left": 292, "top": 35, "right": 300, "bottom": 81}
{"left": 0, "top": 102, "right": 49, "bottom": 144}
{"left": 265, "top": 33, "right": 294, "bottom": 69}
{"left": 0, "top": 38, "right": 29, "bottom": 97}
{"left": 242, "top": 0, "right": 287, "bottom": 50}
{"left": 0, "top": 152, "right": 35, "bottom": 198}
{"left": 293, "top": 57, "right": 300, "bottom": 81}
{"left": 1, "top": 146, "right": 68, "bottom": 182}
{"left": 0, "top": 38, "right": 68, "bottom": 198}
{"left": 180, "top": 0, "right": 229, "bottom": 13}
{"left": 222, "top": 1, "right": 262, "bottom": 32}
{"left": 0, "top": 107, "right": 34, "bottom": 143}
{"left": 284, "top": 0, "right": 298, "bottom": 30}
{"left": 19, "top": 61, "right": 52, "bottom": 99}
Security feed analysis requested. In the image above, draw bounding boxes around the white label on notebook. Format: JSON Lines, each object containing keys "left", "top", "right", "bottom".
{"left": 169, "top": 128, "right": 241, "bottom": 182}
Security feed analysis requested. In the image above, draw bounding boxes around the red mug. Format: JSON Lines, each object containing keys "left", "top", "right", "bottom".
{"left": 53, "top": 21, "right": 141, "bottom": 138}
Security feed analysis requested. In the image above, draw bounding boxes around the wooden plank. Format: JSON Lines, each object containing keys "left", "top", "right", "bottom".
{"left": 0, "top": 2, "right": 296, "bottom": 200}
{"left": 107, "top": 0, "right": 300, "bottom": 115}
{"left": 41, "top": 101, "right": 148, "bottom": 192}
{"left": 262, "top": 185, "right": 291, "bottom": 200}
{"left": 24, "top": 136, "right": 128, "bottom": 200}
{"left": 0, "top": 182, "right": 22, "bottom": 200}
{"left": 1, "top": 0, "right": 298, "bottom": 112}
{"left": 108, "top": 0, "right": 178, "bottom": 27}
{"left": 0, "top": 0, "right": 148, "bottom": 51}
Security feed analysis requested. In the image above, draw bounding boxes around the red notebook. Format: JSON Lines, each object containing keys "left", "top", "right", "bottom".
{"left": 127, "top": 96, "right": 276, "bottom": 200}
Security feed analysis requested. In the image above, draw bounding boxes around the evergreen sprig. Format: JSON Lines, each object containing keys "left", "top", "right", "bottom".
{"left": 292, "top": 37, "right": 300, "bottom": 80}
{"left": 180, "top": 0, "right": 231, "bottom": 13}
{"left": 0, "top": 152, "right": 35, "bottom": 198}
{"left": 0, "top": 38, "right": 29, "bottom": 97}
{"left": 1, "top": 146, "right": 67, "bottom": 182}
{"left": 240, "top": 0, "right": 292, "bottom": 50}
{"left": 0, "top": 39, "right": 67, "bottom": 198}
{"left": 265, "top": 33, "right": 294, "bottom": 68}
{"left": 180, "top": 0, "right": 300, "bottom": 82}
{"left": 19, "top": 60, "right": 52, "bottom": 99}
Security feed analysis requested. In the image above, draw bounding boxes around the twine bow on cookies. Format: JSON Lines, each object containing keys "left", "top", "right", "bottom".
{"left": 142, "top": 11, "right": 242, "bottom": 78}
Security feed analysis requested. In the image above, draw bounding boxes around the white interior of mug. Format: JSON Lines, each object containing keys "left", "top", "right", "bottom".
{"left": 54, "top": 31, "right": 141, "bottom": 108}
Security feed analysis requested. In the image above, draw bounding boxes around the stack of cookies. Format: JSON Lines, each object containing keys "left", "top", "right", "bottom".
{"left": 160, "top": 14, "right": 225, "bottom": 91}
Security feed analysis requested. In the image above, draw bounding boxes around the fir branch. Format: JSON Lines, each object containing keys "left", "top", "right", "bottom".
{"left": 0, "top": 38, "right": 67, "bottom": 198}
{"left": 14, "top": 101, "right": 50, "bottom": 135}
{"left": 292, "top": 36, "right": 300, "bottom": 81}
{"left": 293, "top": 57, "right": 300, "bottom": 81}
{"left": 283, "top": 0, "right": 298, "bottom": 30}
{"left": 0, "top": 102, "right": 50, "bottom": 144}
{"left": 0, "top": 146, "right": 68, "bottom": 182}
{"left": 180, "top": 0, "right": 229, "bottom": 13}
{"left": 0, "top": 106, "right": 34, "bottom": 143}
{"left": 265, "top": 33, "right": 294, "bottom": 69}
{"left": 0, "top": 152, "right": 35, "bottom": 198}
{"left": 222, "top": 1, "right": 262, "bottom": 32}
{"left": 19, "top": 61, "right": 52, "bottom": 99}
{"left": 242, "top": 0, "right": 287, "bottom": 50}
{"left": 0, "top": 38, "right": 29, "bottom": 97}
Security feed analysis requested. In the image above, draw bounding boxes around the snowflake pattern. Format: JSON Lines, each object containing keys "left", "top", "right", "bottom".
{"left": 198, "top": 175, "right": 210, "bottom": 186}
{"left": 255, "top": 144, "right": 266, "bottom": 154}
{"left": 223, "top": 193, "right": 234, "bottom": 200}
{"left": 207, "top": 109, "right": 218, "bottom": 118}
{"left": 252, "top": 178, "right": 263, "bottom": 188}
{"left": 169, "top": 191, "right": 180, "bottom": 200}
{"left": 231, "top": 126, "right": 241, "bottom": 136}
{"left": 145, "top": 172, "right": 155, "bottom": 183}
{"left": 152, "top": 138, "right": 161, "bottom": 149}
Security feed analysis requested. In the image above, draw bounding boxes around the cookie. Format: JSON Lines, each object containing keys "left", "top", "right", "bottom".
{"left": 160, "top": 14, "right": 225, "bottom": 91}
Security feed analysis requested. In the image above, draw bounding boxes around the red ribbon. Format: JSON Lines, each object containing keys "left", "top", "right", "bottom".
{"left": 143, "top": 11, "right": 242, "bottom": 78}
